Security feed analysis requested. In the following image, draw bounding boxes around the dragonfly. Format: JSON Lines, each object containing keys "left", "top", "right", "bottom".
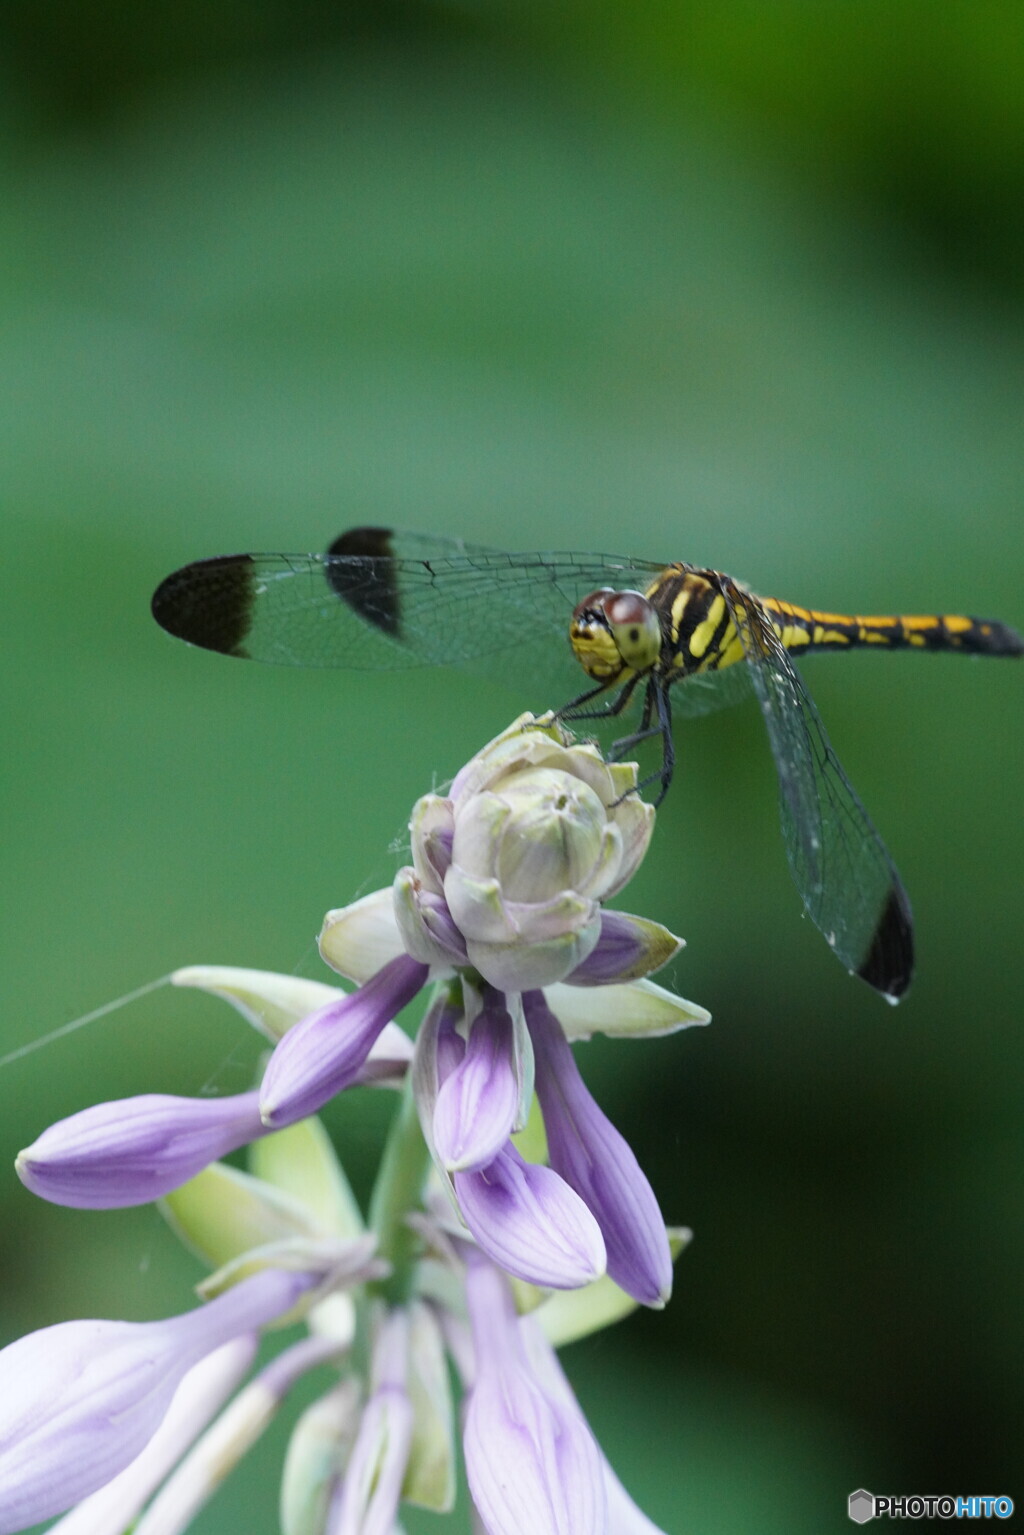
{"left": 152, "top": 527, "right": 1023, "bottom": 1003}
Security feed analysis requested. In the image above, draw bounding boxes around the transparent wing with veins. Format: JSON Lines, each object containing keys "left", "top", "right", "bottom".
{"left": 719, "top": 574, "right": 913, "bottom": 992}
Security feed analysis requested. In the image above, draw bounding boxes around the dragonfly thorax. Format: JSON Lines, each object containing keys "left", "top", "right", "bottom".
{"left": 569, "top": 588, "right": 663, "bottom": 683}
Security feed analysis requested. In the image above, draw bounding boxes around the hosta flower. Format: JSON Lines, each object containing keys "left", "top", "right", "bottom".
{"left": 6, "top": 715, "right": 708, "bottom": 1534}
{"left": 0, "top": 1117, "right": 395, "bottom": 1534}
{"left": 305, "top": 716, "right": 710, "bottom": 1302}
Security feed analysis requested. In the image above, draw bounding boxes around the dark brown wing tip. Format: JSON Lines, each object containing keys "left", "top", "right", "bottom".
{"left": 856, "top": 884, "right": 914, "bottom": 1004}
{"left": 325, "top": 526, "right": 401, "bottom": 638}
{"left": 151, "top": 554, "right": 255, "bottom": 658}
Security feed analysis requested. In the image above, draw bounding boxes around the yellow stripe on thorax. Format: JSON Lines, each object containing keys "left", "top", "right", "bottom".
{"left": 687, "top": 592, "right": 728, "bottom": 660}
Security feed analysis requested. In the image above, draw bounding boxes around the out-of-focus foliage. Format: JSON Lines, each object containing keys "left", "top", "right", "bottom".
{"left": 6, "top": 1, "right": 1024, "bottom": 290}
{"left": 494, "top": 0, "right": 1024, "bottom": 289}
{"left": 1, "top": 5, "right": 1021, "bottom": 1533}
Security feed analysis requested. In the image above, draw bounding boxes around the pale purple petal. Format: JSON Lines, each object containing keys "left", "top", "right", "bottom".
{"left": 414, "top": 891, "right": 469, "bottom": 963}
{"left": 136, "top": 1334, "right": 342, "bottom": 1534}
{"left": 564, "top": 912, "right": 682, "bottom": 986}
{"left": 332, "top": 1387, "right": 413, "bottom": 1535}
{"left": 393, "top": 871, "right": 469, "bottom": 969}
{"left": 17, "top": 1091, "right": 266, "bottom": 1210}
{"left": 332, "top": 1311, "right": 413, "bottom": 1535}
{"left": 410, "top": 792, "right": 455, "bottom": 892}
{"left": 522, "top": 1319, "right": 667, "bottom": 1534}
{"left": 435, "top": 1000, "right": 466, "bottom": 1081}
{"left": 0, "top": 1268, "right": 315, "bottom": 1531}
{"left": 433, "top": 996, "right": 519, "bottom": 1173}
{"left": 260, "top": 956, "right": 428, "bottom": 1128}
{"left": 47, "top": 1337, "right": 258, "bottom": 1535}
{"left": 354, "top": 1022, "right": 414, "bottom": 1088}
{"left": 525, "top": 992, "right": 672, "bottom": 1308}
{"left": 463, "top": 1254, "right": 606, "bottom": 1535}
{"left": 455, "top": 1145, "right": 605, "bottom": 1290}
{"left": 411, "top": 995, "right": 464, "bottom": 1163}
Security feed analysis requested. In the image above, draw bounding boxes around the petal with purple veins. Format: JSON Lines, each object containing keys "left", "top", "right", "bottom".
{"left": 525, "top": 993, "right": 672, "bottom": 1308}
{"left": 462, "top": 1254, "right": 606, "bottom": 1535}
{"left": 455, "top": 1145, "right": 606, "bottom": 1291}
{"left": 260, "top": 956, "right": 428, "bottom": 1129}
{"left": 433, "top": 994, "right": 522, "bottom": 1174}
{"left": 17, "top": 1091, "right": 266, "bottom": 1211}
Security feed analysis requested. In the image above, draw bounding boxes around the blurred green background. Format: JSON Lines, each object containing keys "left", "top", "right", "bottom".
{"left": 2, "top": 4, "right": 1022, "bottom": 1531}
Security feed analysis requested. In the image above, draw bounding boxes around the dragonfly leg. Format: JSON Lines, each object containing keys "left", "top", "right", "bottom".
{"left": 553, "top": 673, "right": 642, "bottom": 725}
{"left": 605, "top": 679, "right": 675, "bottom": 805}
{"left": 608, "top": 677, "right": 657, "bottom": 754}
{"left": 653, "top": 681, "right": 676, "bottom": 804}
{"left": 615, "top": 680, "right": 675, "bottom": 804}
{"left": 610, "top": 724, "right": 662, "bottom": 754}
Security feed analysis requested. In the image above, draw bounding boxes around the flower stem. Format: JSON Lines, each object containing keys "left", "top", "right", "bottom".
{"left": 367, "top": 1069, "right": 430, "bottom": 1307}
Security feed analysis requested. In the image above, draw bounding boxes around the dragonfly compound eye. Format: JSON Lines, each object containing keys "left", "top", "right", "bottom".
{"left": 570, "top": 589, "right": 662, "bottom": 681}
{"left": 604, "top": 591, "right": 662, "bottom": 671}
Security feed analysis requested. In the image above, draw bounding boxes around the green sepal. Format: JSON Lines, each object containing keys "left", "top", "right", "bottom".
{"left": 161, "top": 1160, "right": 324, "bottom": 1270}
{"left": 547, "top": 978, "right": 711, "bottom": 1039}
{"left": 171, "top": 964, "right": 344, "bottom": 1042}
{"left": 249, "top": 1118, "right": 365, "bottom": 1240}
{"left": 401, "top": 1301, "right": 456, "bottom": 1512}
{"left": 197, "top": 1235, "right": 379, "bottom": 1333}
{"left": 510, "top": 1091, "right": 549, "bottom": 1166}
{"left": 280, "top": 1381, "right": 361, "bottom": 1535}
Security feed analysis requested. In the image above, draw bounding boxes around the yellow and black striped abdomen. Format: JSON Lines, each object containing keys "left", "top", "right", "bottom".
{"left": 759, "top": 599, "right": 1024, "bottom": 659}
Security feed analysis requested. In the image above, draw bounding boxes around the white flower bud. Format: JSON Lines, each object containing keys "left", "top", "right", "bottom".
{"left": 433, "top": 716, "right": 655, "bottom": 991}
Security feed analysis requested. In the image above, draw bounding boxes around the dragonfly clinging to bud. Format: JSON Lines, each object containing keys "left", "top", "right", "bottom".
{"left": 153, "top": 526, "right": 1022, "bottom": 1002}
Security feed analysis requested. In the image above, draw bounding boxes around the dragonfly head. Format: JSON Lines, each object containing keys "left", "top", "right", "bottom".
{"left": 570, "top": 589, "right": 662, "bottom": 683}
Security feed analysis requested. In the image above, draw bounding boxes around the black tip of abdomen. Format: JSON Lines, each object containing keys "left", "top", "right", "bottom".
{"left": 972, "top": 618, "right": 1024, "bottom": 657}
